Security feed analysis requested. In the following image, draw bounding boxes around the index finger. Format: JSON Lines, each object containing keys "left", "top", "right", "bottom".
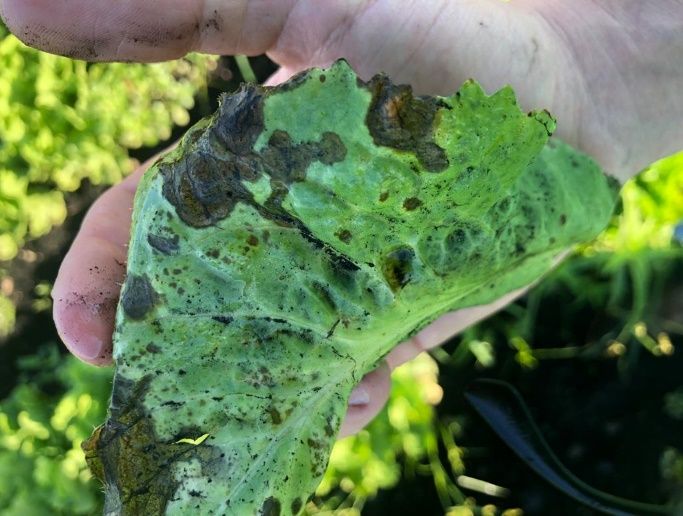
{"left": 0, "top": 0, "right": 296, "bottom": 61}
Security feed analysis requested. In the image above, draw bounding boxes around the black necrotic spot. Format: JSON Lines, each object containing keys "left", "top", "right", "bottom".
{"left": 381, "top": 246, "right": 416, "bottom": 291}
{"left": 147, "top": 233, "right": 179, "bottom": 254}
{"left": 291, "top": 497, "right": 303, "bottom": 515}
{"left": 211, "top": 86, "right": 265, "bottom": 156}
{"left": 211, "top": 315, "right": 233, "bottom": 325}
{"left": 121, "top": 274, "right": 158, "bottom": 320}
{"left": 260, "top": 496, "right": 281, "bottom": 516}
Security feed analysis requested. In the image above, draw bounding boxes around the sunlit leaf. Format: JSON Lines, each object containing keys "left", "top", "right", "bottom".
{"left": 84, "top": 60, "right": 617, "bottom": 514}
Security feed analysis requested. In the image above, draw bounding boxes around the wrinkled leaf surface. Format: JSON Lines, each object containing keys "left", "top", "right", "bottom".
{"left": 84, "top": 60, "right": 618, "bottom": 515}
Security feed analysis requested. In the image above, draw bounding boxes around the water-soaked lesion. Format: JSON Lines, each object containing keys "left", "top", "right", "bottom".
{"left": 381, "top": 246, "right": 417, "bottom": 292}
{"left": 362, "top": 74, "right": 450, "bottom": 172}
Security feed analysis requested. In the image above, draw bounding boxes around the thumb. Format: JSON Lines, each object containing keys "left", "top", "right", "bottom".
{"left": 338, "top": 361, "right": 391, "bottom": 438}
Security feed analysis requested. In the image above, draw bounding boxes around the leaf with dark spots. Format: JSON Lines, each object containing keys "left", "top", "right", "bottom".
{"left": 161, "top": 95, "right": 346, "bottom": 232}
{"left": 86, "top": 60, "right": 618, "bottom": 515}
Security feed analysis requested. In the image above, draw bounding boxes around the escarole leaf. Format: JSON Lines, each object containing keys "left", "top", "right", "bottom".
{"left": 83, "top": 60, "right": 618, "bottom": 515}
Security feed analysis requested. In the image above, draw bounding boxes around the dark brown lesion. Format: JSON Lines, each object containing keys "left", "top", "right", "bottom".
{"left": 82, "top": 376, "right": 225, "bottom": 516}
{"left": 363, "top": 74, "right": 449, "bottom": 173}
{"left": 121, "top": 274, "right": 159, "bottom": 320}
{"left": 260, "top": 130, "right": 347, "bottom": 185}
{"left": 260, "top": 496, "right": 282, "bottom": 516}
{"left": 160, "top": 83, "right": 347, "bottom": 231}
{"left": 291, "top": 497, "right": 303, "bottom": 515}
{"left": 381, "top": 246, "right": 416, "bottom": 291}
{"left": 334, "top": 229, "right": 352, "bottom": 243}
{"left": 403, "top": 197, "right": 423, "bottom": 211}
{"left": 147, "top": 233, "right": 179, "bottom": 255}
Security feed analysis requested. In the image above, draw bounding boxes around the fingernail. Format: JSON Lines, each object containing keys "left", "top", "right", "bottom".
{"left": 75, "top": 335, "right": 104, "bottom": 361}
{"left": 348, "top": 385, "right": 370, "bottom": 406}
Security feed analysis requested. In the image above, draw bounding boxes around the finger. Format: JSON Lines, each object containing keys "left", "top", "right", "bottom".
{"left": 0, "top": 0, "right": 298, "bottom": 61}
{"left": 338, "top": 361, "right": 391, "bottom": 438}
{"left": 386, "top": 251, "right": 571, "bottom": 369}
{"left": 337, "top": 281, "right": 538, "bottom": 437}
{"left": 385, "top": 287, "right": 529, "bottom": 370}
{"left": 52, "top": 162, "right": 148, "bottom": 365}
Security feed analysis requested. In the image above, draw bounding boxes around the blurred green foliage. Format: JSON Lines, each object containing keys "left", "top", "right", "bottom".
{"left": 0, "top": 345, "right": 112, "bottom": 515}
{"left": 0, "top": 26, "right": 214, "bottom": 261}
{"left": 0, "top": 22, "right": 216, "bottom": 337}
{"left": 309, "top": 353, "right": 444, "bottom": 514}
{"left": 0, "top": 291, "right": 14, "bottom": 338}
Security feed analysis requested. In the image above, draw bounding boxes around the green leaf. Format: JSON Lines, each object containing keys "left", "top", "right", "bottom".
{"left": 84, "top": 60, "right": 618, "bottom": 514}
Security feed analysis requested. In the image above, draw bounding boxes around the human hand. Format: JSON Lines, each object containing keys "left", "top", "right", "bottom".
{"left": 2, "top": 0, "right": 681, "bottom": 436}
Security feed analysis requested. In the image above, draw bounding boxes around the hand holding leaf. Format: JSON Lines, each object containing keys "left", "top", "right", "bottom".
{"left": 83, "top": 62, "right": 616, "bottom": 514}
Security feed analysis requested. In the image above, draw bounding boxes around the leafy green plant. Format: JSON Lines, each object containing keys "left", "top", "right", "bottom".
{"left": 0, "top": 23, "right": 215, "bottom": 261}
{"left": 0, "top": 345, "right": 112, "bottom": 515}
